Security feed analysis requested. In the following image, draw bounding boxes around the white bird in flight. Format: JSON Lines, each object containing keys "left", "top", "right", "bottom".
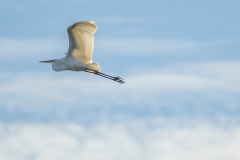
{"left": 40, "top": 21, "right": 125, "bottom": 84}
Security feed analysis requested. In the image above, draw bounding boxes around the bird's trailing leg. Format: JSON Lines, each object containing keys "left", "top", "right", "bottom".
{"left": 85, "top": 68, "right": 125, "bottom": 84}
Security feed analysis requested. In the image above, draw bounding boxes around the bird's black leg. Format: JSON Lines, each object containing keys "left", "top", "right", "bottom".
{"left": 96, "top": 72, "right": 125, "bottom": 84}
{"left": 87, "top": 69, "right": 125, "bottom": 84}
{"left": 84, "top": 68, "right": 125, "bottom": 84}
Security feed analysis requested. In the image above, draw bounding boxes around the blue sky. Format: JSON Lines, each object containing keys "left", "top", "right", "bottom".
{"left": 0, "top": 0, "right": 240, "bottom": 159}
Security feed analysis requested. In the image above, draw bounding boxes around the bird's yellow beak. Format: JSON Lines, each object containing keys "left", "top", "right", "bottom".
{"left": 39, "top": 60, "right": 54, "bottom": 63}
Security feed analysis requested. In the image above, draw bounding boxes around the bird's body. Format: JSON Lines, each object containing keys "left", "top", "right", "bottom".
{"left": 40, "top": 21, "right": 125, "bottom": 84}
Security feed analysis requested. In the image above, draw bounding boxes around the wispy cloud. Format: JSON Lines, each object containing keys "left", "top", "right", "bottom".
{"left": 0, "top": 61, "right": 239, "bottom": 121}
{"left": 0, "top": 38, "right": 66, "bottom": 60}
{"left": 0, "top": 37, "right": 222, "bottom": 62}
{"left": 96, "top": 38, "right": 219, "bottom": 55}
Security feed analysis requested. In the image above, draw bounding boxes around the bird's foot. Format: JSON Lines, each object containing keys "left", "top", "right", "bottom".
{"left": 113, "top": 76, "right": 125, "bottom": 84}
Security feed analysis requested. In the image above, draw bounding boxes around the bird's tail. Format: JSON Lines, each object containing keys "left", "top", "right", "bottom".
{"left": 87, "top": 63, "right": 101, "bottom": 73}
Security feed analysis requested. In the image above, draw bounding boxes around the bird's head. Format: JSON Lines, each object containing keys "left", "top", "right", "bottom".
{"left": 40, "top": 59, "right": 64, "bottom": 72}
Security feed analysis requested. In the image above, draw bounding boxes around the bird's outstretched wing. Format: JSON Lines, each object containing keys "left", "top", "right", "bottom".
{"left": 67, "top": 21, "right": 98, "bottom": 63}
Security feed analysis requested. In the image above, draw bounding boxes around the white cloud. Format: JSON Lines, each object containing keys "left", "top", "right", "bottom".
{"left": 0, "top": 41, "right": 239, "bottom": 159}
{"left": 0, "top": 61, "right": 239, "bottom": 117}
{"left": 0, "top": 121, "right": 240, "bottom": 160}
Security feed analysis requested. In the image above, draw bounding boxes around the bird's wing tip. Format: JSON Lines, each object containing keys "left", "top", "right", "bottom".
{"left": 80, "top": 21, "right": 95, "bottom": 24}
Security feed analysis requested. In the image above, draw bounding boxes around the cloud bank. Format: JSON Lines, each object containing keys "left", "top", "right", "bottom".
{"left": 0, "top": 121, "right": 239, "bottom": 160}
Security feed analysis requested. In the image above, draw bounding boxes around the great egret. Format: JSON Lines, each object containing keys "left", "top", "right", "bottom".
{"left": 40, "top": 21, "right": 125, "bottom": 84}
